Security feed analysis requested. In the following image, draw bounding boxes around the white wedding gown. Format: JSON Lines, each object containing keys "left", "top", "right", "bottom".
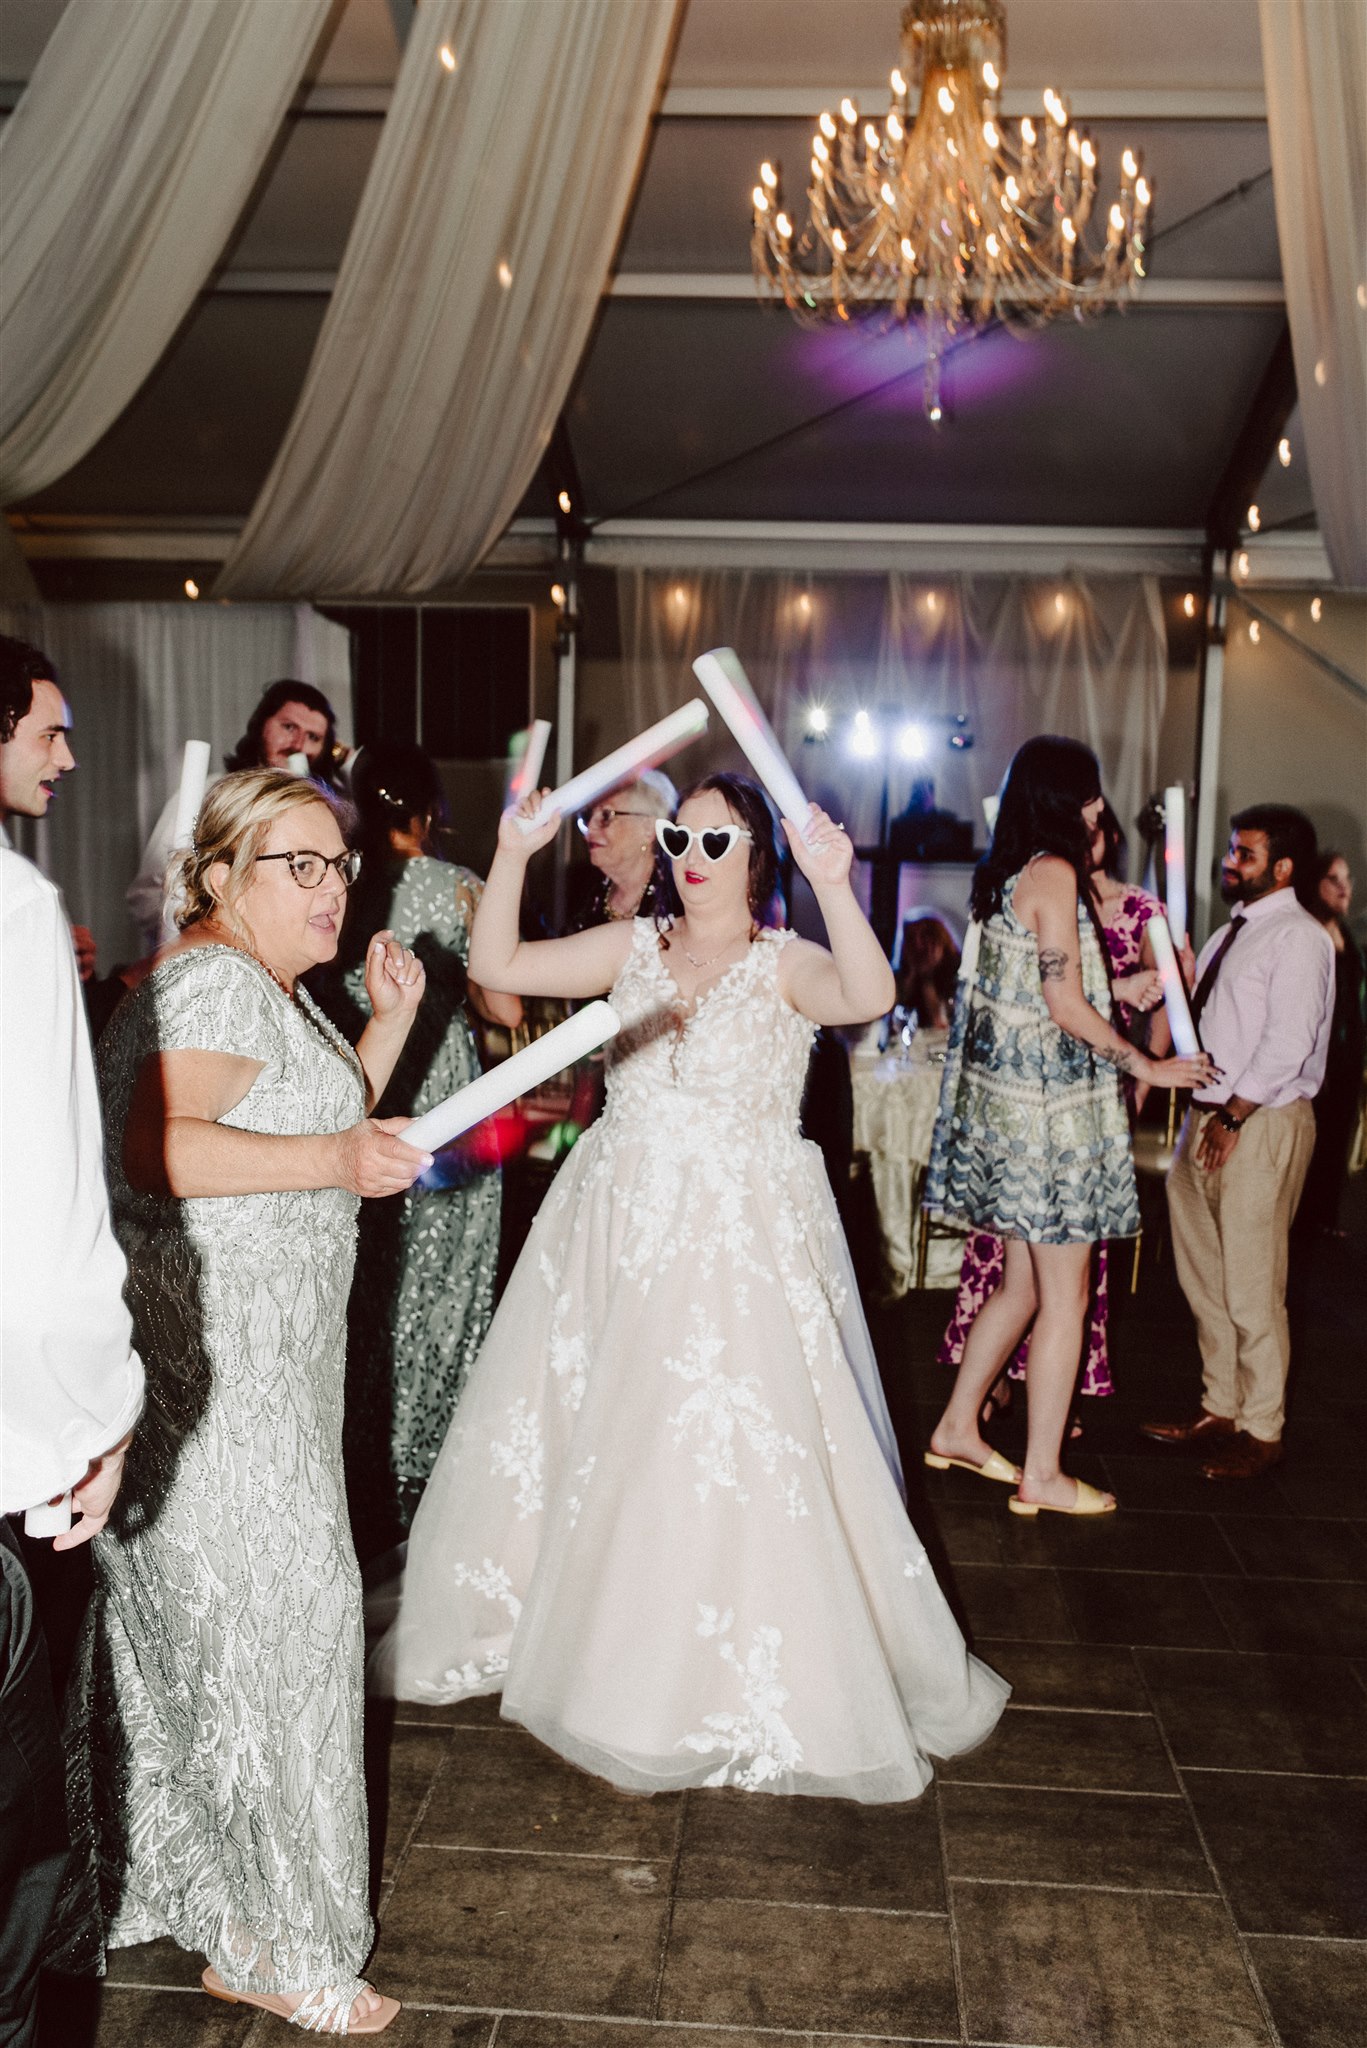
{"left": 372, "top": 922, "right": 1008, "bottom": 1800}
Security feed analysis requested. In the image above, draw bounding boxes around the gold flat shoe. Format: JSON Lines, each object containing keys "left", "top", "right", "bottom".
{"left": 202, "top": 1967, "right": 401, "bottom": 2034}
{"left": 1009, "top": 1479, "right": 1116, "bottom": 1517}
{"left": 923, "top": 1448, "right": 1022, "bottom": 1486}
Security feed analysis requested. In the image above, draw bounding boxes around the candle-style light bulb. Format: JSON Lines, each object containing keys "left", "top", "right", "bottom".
{"left": 841, "top": 97, "right": 858, "bottom": 125}
{"left": 820, "top": 110, "right": 837, "bottom": 140}
{"left": 887, "top": 110, "right": 904, "bottom": 141}
{"left": 937, "top": 84, "right": 956, "bottom": 115}
{"left": 983, "top": 118, "right": 999, "bottom": 148}
{"left": 891, "top": 67, "right": 908, "bottom": 96}
{"left": 1020, "top": 116, "right": 1036, "bottom": 146}
{"left": 1122, "top": 148, "right": 1139, "bottom": 179}
{"left": 982, "top": 60, "right": 999, "bottom": 91}
{"left": 760, "top": 161, "right": 778, "bottom": 189}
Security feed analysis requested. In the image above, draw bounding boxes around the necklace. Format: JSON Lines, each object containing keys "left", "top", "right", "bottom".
{"left": 225, "top": 940, "right": 358, "bottom": 1073}
{"left": 681, "top": 922, "right": 757, "bottom": 971}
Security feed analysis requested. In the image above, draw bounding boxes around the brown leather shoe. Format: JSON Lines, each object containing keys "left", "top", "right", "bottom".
{"left": 1201, "top": 1432, "right": 1283, "bottom": 1481}
{"left": 1139, "top": 1411, "right": 1238, "bottom": 1448}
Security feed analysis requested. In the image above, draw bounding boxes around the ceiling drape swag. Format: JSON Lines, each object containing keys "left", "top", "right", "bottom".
{"left": 1258, "top": 0, "right": 1367, "bottom": 589}
{"left": 217, "top": 0, "right": 681, "bottom": 601}
{"left": 615, "top": 568, "right": 1166, "bottom": 872}
{"left": 0, "top": 0, "right": 335, "bottom": 506}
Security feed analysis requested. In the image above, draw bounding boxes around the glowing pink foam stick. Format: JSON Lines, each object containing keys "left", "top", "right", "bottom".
{"left": 1147, "top": 914, "right": 1200, "bottom": 1057}
{"left": 518, "top": 701, "right": 709, "bottom": 832}
{"left": 506, "top": 720, "right": 551, "bottom": 805}
{"left": 400, "top": 1003, "right": 621, "bottom": 1153}
{"left": 1163, "top": 784, "right": 1188, "bottom": 948}
{"left": 692, "top": 648, "right": 813, "bottom": 838}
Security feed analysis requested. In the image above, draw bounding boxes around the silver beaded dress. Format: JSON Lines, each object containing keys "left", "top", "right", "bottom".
{"left": 93, "top": 945, "right": 373, "bottom": 2017}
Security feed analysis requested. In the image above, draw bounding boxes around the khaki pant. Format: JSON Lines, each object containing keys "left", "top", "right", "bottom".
{"left": 1166, "top": 1099, "right": 1316, "bottom": 1443}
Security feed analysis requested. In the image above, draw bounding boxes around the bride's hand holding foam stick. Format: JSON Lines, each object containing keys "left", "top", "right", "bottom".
{"left": 780, "top": 806, "right": 896, "bottom": 1027}
{"left": 783, "top": 802, "right": 854, "bottom": 892}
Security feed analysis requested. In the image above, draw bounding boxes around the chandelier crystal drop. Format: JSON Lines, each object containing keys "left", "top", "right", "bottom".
{"left": 751, "top": 0, "right": 1151, "bottom": 419}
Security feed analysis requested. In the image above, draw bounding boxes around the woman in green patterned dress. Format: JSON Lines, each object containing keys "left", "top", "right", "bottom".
{"left": 317, "top": 744, "right": 522, "bottom": 1557}
{"left": 923, "top": 738, "right": 1214, "bottom": 1517}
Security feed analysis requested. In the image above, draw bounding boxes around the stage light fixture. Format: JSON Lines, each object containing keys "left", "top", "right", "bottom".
{"left": 897, "top": 722, "right": 928, "bottom": 761}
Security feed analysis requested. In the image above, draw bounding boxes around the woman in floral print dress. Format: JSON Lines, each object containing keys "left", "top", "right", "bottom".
{"left": 373, "top": 774, "right": 1008, "bottom": 1800}
{"left": 938, "top": 803, "right": 1167, "bottom": 1423}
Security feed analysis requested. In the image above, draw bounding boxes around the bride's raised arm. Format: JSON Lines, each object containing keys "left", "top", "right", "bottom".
{"left": 777, "top": 803, "right": 896, "bottom": 1027}
{"left": 468, "top": 791, "right": 635, "bottom": 999}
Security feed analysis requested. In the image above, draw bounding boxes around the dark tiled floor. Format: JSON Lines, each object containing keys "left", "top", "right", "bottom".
{"left": 53, "top": 1189, "right": 1367, "bottom": 2045}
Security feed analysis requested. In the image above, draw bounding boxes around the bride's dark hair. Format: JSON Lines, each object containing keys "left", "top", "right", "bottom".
{"left": 971, "top": 735, "right": 1103, "bottom": 927}
{"left": 655, "top": 772, "right": 784, "bottom": 932}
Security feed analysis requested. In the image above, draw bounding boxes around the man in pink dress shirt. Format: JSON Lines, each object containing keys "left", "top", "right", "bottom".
{"left": 1142, "top": 806, "right": 1335, "bottom": 1480}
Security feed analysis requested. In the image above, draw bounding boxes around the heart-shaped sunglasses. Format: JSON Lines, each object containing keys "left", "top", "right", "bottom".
{"left": 655, "top": 820, "right": 754, "bottom": 863}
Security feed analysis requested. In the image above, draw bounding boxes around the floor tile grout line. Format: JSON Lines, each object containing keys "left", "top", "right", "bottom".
{"left": 933, "top": 1782, "right": 969, "bottom": 2046}
{"left": 381, "top": 1724, "right": 455, "bottom": 1899}
{"left": 1132, "top": 1657, "right": 1286, "bottom": 2048}
{"left": 1241, "top": 1932, "right": 1367, "bottom": 1947}
{"left": 410, "top": 1842, "right": 667, "bottom": 1862}
{"left": 950, "top": 1875, "right": 1219, "bottom": 1898}
{"left": 1175, "top": 1764, "right": 1367, "bottom": 1782}
{"left": 943, "top": 1778, "right": 1183, "bottom": 1798}
{"left": 375, "top": 1994, "right": 964, "bottom": 2040}
{"left": 649, "top": 1783, "right": 691, "bottom": 2021}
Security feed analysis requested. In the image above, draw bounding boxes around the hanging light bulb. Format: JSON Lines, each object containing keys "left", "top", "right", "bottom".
{"left": 1311, "top": 595, "right": 1323, "bottom": 622}
{"left": 841, "top": 97, "right": 859, "bottom": 125}
{"left": 776, "top": 212, "right": 793, "bottom": 238}
{"left": 557, "top": 489, "right": 572, "bottom": 515}
{"left": 865, "top": 121, "right": 881, "bottom": 150}
{"left": 1249, "top": 620, "right": 1261, "bottom": 643}
{"left": 753, "top": 185, "right": 769, "bottom": 211}
{"left": 937, "top": 84, "right": 956, "bottom": 115}
{"left": 183, "top": 578, "right": 199, "bottom": 600}
{"left": 438, "top": 44, "right": 457, "bottom": 72}
{"left": 1278, "top": 436, "right": 1292, "bottom": 467}
{"left": 982, "top": 60, "right": 999, "bottom": 91}
{"left": 820, "top": 109, "right": 838, "bottom": 140}
{"left": 1247, "top": 504, "right": 1261, "bottom": 532}
{"left": 1236, "top": 551, "right": 1251, "bottom": 579}
{"left": 983, "top": 118, "right": 1000, "bottom": 149}
{"left": 550, "top": 582, "right": 567, "bottom": 609}
{"left": 887, "top": 110, "right": 904, "bottom": 142}
{"left": 1020, "top": 116, "right": 1036, "bottom": 146}
{"left": 891, "top": 67, "right": 908, "bottom": 96}
{"left": 1183, "top": 592, "right": 1197, "bottom": 619}
{"left": 760, "top": 161, "right": 778, "bottom": 190}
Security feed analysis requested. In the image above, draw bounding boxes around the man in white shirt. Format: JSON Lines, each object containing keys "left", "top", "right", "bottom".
{"left": 0, "top": 634, "right": 145, "bottom": 2045}
{"left": 1143, "top": 806, "right": 1335, "bottom": 1481}
{"left": 125, "top": 677, "right": 340, "bottom": 949}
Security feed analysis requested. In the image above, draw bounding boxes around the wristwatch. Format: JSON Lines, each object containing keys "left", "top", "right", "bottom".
{"left": 1212, "top": 1108, "right": 1245, "bottom": 1133}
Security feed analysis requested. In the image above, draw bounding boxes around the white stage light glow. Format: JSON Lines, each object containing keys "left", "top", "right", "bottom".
{"left": 897, "top": 723, "right": 928, "bottom": 761}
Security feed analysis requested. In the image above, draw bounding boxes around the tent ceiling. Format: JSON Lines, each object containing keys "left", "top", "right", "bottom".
{"left": 2, "top": 0, "right": 1318, "bottom": 571}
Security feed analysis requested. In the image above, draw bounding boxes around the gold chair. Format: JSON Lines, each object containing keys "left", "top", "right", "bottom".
{"left": 1129, "top": 1089, "right": 1180, "bottom": 1293}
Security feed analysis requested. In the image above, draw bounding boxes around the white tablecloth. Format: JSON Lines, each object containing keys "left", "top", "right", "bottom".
{"left": 850, "top": 1035, "right": 965, "bottom": 1293}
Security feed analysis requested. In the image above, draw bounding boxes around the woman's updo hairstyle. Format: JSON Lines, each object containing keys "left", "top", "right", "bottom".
{"left": 656, "top": 771, "right": 784, "bottom": 929}
{"left": 172, "top": 768, "right": 350, "bottom": 937}
{"left": 350, "top": 741, "right": 447, "bottom": 865}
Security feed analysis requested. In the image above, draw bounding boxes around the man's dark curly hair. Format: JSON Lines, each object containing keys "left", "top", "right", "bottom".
{"left": 0, "top": 635, "right": 58, "bottom": 744}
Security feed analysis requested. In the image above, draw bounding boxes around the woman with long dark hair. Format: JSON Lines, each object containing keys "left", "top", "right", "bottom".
{"left": 923, "top": 738, "right": 1212, "bottom": 1515}
{"left": 1297, "top": 849, "right": 1365, "bottom": 1236}
{"left": 372, "top": 770, "right": 1009, "bottom": 1801}
{"left": 313, "top": 742, "right": 522, "bottom": 1556}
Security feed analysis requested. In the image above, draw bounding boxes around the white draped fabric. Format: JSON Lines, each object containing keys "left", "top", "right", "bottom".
{"left": 1259, "top": 0, "right": 1367, "bottom": 589}
{"left": 0, "top": 602, "right": 351, "bottom": 964}
{"left": 218, "top": 0, "right": 679, "bottom": 600}
{"left": 615, "top": 569, "right": 1168, "bottom": 862}
{"left": 0, "top": 0, "right": 333, "bottom": 505}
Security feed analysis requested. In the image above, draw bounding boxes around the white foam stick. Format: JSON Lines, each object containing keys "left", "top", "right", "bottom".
{"left": 982, "top": 794, "right": 1000, "bottom": 833}
{"left": 286, "top": 751, "right": 311, "bottom": 778}
{"left": 506, "top": 719, "right": 551, "bottom": 804}
{"left": 170, "top": 740, "right": 212, "bottom": 848}
{"left": 519, "top": 701, "right": 709, "bottom": 832}
{"left": 1148, "top": 913, "right": 1200, "bottom": 1057}
{"left": 1163, "top": 783, "right": 1188, "bottom": 948}
{"left": 401, "top": 1002, "right": 622, "bottom": 1153}
{"left": 25, "top": 1494, "right": 72, "bottom": 1537}
{"left": 692, "top": 647, "right": 813, "bottom": 836}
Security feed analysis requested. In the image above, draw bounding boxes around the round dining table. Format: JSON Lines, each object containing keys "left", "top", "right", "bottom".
{"left": 849, "top": 1030, "right": 966, "bottom": 1293}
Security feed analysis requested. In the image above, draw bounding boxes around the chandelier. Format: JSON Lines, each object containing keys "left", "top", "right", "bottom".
{"left": 751, "top": 0, "right": 1151, "bottom": 420}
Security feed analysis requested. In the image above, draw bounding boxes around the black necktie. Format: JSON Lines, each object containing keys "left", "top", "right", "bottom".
{"left": 1190, "top": 915, "right": 1245, "bottom": 1028}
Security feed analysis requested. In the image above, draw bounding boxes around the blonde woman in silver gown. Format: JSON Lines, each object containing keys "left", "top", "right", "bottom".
{"left": 95, "top": 770, "right": 427, "bottom": 2034}
{"left": 375, "top": 774, "right": 1008, "bottom": 1801}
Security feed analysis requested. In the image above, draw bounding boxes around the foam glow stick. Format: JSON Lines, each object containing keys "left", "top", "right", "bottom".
{"left": 1147, "top": 913, "right": 1200, "bottom": 1057}
{"left": 506, "top": 720, "right": 551, "bottom": 804}
{"left": 519, "top": 702, "right": 708, "bottom": 831}
{"left": 171, "top": 740, "right": 212, "bottom": 847}
{"left": 692, "top": 647, "right": 813, "bottom": 836}
{"left": 982, "top": 794, "right": 1000, "bottom": 833}
{"left": 286, "top": 751, "right": 311, "bottom": 778}
{"left": 1163, "top": 784, "right": 1188, "bottom": 948}
{"left": 401, "top": 1002, "right": 622, "bottom": 1153}
{"left": 25, "top": 1494, "right": 71, "bottom": 1537}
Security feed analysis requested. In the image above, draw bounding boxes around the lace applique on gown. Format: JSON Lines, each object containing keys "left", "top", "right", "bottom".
{"left": 92, "top": 946, "right": 373, "bottom": 2008}
{"left": 374, "top": 923, "right": 1007, "bottom": 1800}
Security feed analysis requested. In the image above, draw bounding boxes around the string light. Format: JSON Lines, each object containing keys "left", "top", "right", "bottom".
{"left": 1182, "top": 592, "right": 1197, "bottom": 619}
{"left": 550, "top": 582, "right": 567, "bottom": 608}
{"left": 1236, "top": 551, "right": 1251, "bottom": 580}
{"left": 1311, "top": 595, "right": 1323, "bottom": 622}
{"left": 557, "top": 489, "right": 572, "bottom": 515}
{"left": 1249, "top": 620, "right": 1261, "bottom": 644}
{"left": 1277, "top": 436, "right": 1292, "bottom": 467}
{"left": 439, "top": 44, "right": 457, "bottom": 72}
{"left": 183, "top": 578, "right": 199, "bottom": 600}
{"left": 497, "top": 259, "right": 513, "bottom": 288}
{"left": 1247, "top": 504, "right": 1261, "bottom": 532}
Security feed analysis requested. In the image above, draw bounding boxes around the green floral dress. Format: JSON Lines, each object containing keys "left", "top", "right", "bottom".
{"left": 321, "top": 856, "right": 502, "bottom": 1555}
{"left": 924, "top": 872, "right": 1140, "bottom": 1244}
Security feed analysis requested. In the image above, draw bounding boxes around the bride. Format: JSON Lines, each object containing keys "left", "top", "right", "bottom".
{"left": 371, "top": 772, "right": 1008, "bottom": 1800}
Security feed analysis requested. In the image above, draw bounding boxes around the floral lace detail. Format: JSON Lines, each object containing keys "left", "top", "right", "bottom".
{"left": 904, "top": 1546, "right": 928, "bottom": 1580}
{"left": 565, "top": 1457, "right": 597, "bottom": 1530}
{"left": 666, "top": 1307, "right": 808, "bottom": 1511}
{"left": 451, "top": 1557, "right": 522, "bottom": 1623}
{"left": 490, "top": 1400, "right": 544, "bottom": 1519}
{"left": 679, "top": 1605, "right": 804, "bottom": 1790}
{"left": 541, "top": 1253, "right": 591, "bottom": 1411}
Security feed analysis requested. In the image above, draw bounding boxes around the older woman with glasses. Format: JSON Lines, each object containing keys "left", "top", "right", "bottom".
{"left": 93, "top": 769, "right": 428, "bottom": 2034}
{"left": 564, "top": 767, "right": 677, "bottom": 930}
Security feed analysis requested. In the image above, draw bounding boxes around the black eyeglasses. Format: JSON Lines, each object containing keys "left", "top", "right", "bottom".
{"left": 575, "top": 806, "right": 654, "bottom": 837}
{"left": 256, "top": 849, "right": 361, "bottom": 889}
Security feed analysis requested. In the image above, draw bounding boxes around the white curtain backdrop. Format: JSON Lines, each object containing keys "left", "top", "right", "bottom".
{"left": 218, "top": 0, "right": 680, "bottom": 599}
{"left": 0, "top": 0, "right": 333, "bottom": 504}
{"left": 0, "top": 603, "right": 351, "bottom": 964}
{"left": 1259, "top": 0, "right": 1367, "bottom": 589}
{"left": 615, "top": 568, "right": 1167, "bottom": 865}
